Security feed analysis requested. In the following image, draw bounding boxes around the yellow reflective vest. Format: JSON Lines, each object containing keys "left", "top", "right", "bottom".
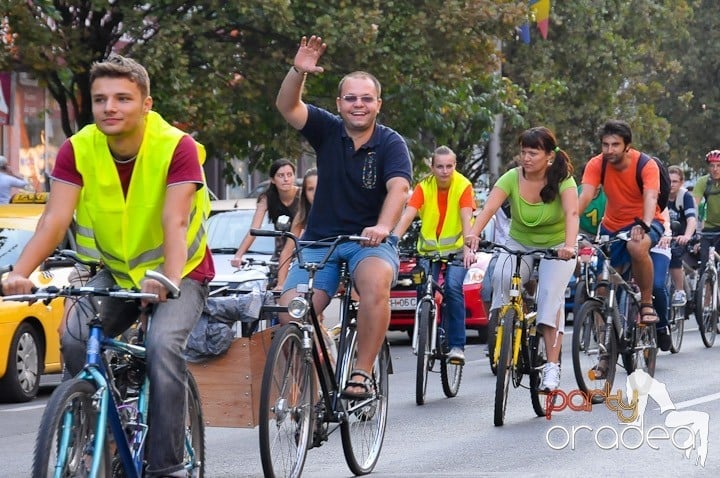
{"left": 417, "top": 170, "right": 471, "bottom": 256}
{"left": 71, "top": 111, "right": 210, "bottom": 288}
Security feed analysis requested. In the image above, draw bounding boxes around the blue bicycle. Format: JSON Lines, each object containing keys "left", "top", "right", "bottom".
{"left": 3, "top": 252, "right": 205, "bottom": 477}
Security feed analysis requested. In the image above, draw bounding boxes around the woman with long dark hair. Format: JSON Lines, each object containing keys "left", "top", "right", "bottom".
{"left": 231, "top": 159, "right": 300, "bottom": 271}
{"left": 466, "top": 126, "right": 578, "bottom": 392}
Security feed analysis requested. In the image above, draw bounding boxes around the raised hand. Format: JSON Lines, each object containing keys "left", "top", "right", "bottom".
{"left": 294, "top": 35, "right": 327, "bottom": 75}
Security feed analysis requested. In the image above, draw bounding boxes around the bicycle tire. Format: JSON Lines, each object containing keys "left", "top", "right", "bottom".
{"left": 529, "top": 329, "right": 547, "bottom": 417}
{"left": 668, "top": 301, "right": 685, "bottom": 354}
{"left": 487, "top": 310, "right": 498, "bottom": 376}
{"left": 571, "top": 300, "right": 617, "bottom": 403}
{"left": 440, "top": 352, "right": 463, "bottom": 398}
{"left": 259, "top": 324, "right": 315, "bottom": 478}
{"left": 341, "top": 339, "right": 389, "bottom": 475}
{"left": 573, "top": 278, "right": 589, "bottom": 319}
{"left": 185, "top": 372, "right": 205, "bottom": 477}
{"left": 415, "top": 301, "right": 432, "bottom": 405}
{"left": 494, "top": 309, "right": 515, "bottom": 427}
{"left": 624, "top": 323, "right": 658, "bottom": 376}
{"left": 32, "top": 379, "right": 111, "bottom": 477}
{"left": 695, "top": 270, "right": 718, "bottom": 348}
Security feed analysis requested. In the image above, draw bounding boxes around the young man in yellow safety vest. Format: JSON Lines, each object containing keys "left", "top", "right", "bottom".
{"left": 2, "top": 55, "right": 214, "bottom": 477}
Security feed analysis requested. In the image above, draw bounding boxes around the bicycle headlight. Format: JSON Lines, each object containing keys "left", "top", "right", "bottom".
{"left": 287, "top": 296, "right": 309, "bottom": 319}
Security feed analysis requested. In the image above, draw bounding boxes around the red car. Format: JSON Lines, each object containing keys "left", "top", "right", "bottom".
{"left": 388, "top": 251, "right": 491, "bottom": 342}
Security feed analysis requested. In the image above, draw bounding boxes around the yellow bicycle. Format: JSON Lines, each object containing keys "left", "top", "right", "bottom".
{"left": 479, "top": 241, "right": 558, "bottom": 426}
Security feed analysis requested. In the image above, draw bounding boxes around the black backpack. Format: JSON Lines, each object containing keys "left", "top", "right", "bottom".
{"left": 600, "top": 153, "right": 671, "bottom": 210}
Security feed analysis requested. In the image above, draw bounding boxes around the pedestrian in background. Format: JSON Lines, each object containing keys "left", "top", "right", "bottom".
{"left": 0, "top": 155, "right": 30, "bottom": 203}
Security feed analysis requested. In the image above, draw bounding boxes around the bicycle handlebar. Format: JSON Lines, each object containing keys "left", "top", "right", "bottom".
{"left": 476, "top": 240, "right": 561, "bottom": 259}
{"left": 250, "top": 229, "right": 369, "bottom": 270}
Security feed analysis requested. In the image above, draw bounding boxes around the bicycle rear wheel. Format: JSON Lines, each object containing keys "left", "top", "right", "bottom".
{"left": 571, "top": 300, "right": 617, "bottom": 402}
{"left": 529, "top": 329, "right": 548, "bottom": 417}
{"left": 487, "top": 310, "right": 498, "bottom": 376}
{"left": 185, "top": 372, "right": 205, "bottom": 477}
{"left": 415, "top": 301, "right": 432, "bottom": 405}
{"left": 695, "top": 271, "right": 718, "bottom": 348}
{"left": 33, "top": 378, "right": 111, "bottom": 477}
{"left": 259, "top": 325, "right": 315, "bottom": 478}
{"left": 624, "top": 323, "right": 658, "bottom": 376}
{"left": 341, "top": 337, "right": 389, "bottom": 475}
{"left": 494, "top": 309, "right": 515, "bottom": 427}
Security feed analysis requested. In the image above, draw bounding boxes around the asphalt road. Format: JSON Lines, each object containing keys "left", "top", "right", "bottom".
{"left": 1, "top": 323, "right": 719, "bottom": 477}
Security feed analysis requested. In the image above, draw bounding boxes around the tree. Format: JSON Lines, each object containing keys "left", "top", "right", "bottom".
{"left": 501, "top": 0, "right": 693, "bottom": 176}
{"left": 1, "top": 0, "right": 529, "bottom": 184}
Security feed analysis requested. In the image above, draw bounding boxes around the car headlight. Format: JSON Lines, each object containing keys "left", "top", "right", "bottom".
{"left": 463, "top": 267, "right": 485, "bottom": 285}
{"left": 287, "top": 296, "right": 309, "bottom": 319}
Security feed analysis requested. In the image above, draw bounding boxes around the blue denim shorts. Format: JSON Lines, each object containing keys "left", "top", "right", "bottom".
{"left": 282, "top": 235, "right": 400, "bottom": 297}
{"left": 600, "top": 219, "right": 664, "bottom": 268}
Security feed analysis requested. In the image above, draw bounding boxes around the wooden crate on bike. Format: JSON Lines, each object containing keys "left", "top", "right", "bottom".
{"left": 188, "top": 325, "right": 276, "bottom": 428}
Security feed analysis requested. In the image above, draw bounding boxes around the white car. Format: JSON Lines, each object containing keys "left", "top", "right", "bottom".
{"left": 206, "top": 201, "right": 276, "bottom": 293}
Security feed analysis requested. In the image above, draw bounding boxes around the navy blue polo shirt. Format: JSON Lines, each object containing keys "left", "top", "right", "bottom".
{"left": 301, "top": 105, "right": 412, "bottom": 240}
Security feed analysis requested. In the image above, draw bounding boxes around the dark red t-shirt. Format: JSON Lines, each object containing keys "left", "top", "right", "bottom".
{"left": 52, "top": 135, "right": 215, "bottom": 283}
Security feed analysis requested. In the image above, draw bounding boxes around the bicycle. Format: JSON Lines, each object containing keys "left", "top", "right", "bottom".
{"left": 571, "top": 232, "right": 658, "bottom": 402}
{"left": 476, "top": 240, "right": 557, "bottom": 427}
{"left": 1, "top": 251, "right": 205, "bottom": 477}
{"left": 695, "top": 230, "right": 720, "bottom": 348}
{"left": 252, "top": 229, "right": 391, "bottom": 478}
{"left": 410, "top": 253, "right": 463, "bottom": 405}
{"left": 665, "top": 235, "right": 700, "bottom": 353}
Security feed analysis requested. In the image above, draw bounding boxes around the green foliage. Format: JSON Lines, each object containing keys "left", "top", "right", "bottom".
{"left": 1, "top": 0, "right": 527, "bottom": 184}
{"left": 502, "top": 0, "right": 693, "bottom": 178}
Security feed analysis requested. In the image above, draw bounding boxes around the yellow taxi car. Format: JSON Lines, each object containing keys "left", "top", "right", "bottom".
{"left": 0, "top": 192, "right": 77, "bottom": 402}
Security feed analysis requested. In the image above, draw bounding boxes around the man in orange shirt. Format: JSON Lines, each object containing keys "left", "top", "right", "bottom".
{"left": 394, "top": 146, "right": 475, "bottom": 363}
{"left": 578, "top": 120, "right": 665, "bottom": 326}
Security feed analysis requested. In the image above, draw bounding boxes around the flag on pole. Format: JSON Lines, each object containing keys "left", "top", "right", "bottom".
{"left": 530, "top": 0, "right": 551, "bottom": 40}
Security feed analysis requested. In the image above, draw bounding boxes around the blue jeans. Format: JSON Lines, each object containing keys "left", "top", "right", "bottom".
{"left": 61, "top": 269, "right": 208, "bottom": 477}
{"left": 652, "top": 250, "right": 670, "bottom": 329}
{"left": 420, "top": 259, "right": 467, "bottom": 350}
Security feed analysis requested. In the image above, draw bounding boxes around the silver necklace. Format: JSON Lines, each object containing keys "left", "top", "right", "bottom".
{"left": 112, "top": 153, "right": 137, "bottom": 164}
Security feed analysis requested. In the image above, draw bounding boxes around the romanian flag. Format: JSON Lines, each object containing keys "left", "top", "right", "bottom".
{"left": 531, "top": 0, "right": 551, "bottom": 40}
{"left": 519, "top": 0, "right": 551, "bottom": 43}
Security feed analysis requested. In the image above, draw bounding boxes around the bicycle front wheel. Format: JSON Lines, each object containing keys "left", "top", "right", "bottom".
{"left": 695, "top": 271, "right": 718, "bottom": 348}
{"left": 494, "top": 309, "right": 515, "bottom": 427}
{"left": 259, "top": 325, "right": 315, "bottom": 478}
{"left": 440, "top": 354, "right": 463, "bottom": 398}
{"left": 33, "top": 378, "right": 111, "bottom": 477}
{"left": 185, "top": 372, "right": 205, "bottom": 477}
{"left": 668, "top": 300, "right": 685, "bottom": 354}
{"left": 571, "top": 300, "right": 617, "bottom": 402}
{"left": 341, "top": 337, "right": 390, "bottom": 475}
{"left": 415, "top": 301, "right": 432, "bottom": 405}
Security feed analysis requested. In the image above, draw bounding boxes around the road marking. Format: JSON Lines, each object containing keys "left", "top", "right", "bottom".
{"left": 675, "top": 391, "right": 720, "bottom": 409}
{"left": 0, "top": 403, "right": 46, "bottom": 412}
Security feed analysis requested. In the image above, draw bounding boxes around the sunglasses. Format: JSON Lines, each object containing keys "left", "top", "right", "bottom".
{"left": 340, "top": 95, "right": 377, "bottom": 104}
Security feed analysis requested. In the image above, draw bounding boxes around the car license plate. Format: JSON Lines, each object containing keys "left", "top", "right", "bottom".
{"left": 390, "top": 297, "right": 416, "bottom": 310}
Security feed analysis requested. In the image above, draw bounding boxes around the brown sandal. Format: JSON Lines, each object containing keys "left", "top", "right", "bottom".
{"left": 639, "top": 303, "right": 659, "bottom": 325}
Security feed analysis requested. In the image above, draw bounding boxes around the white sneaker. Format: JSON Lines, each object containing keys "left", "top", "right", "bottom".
{"left": 447, "top": 347, "right": 465, "bottom": 364}
{"left": 541, "top": 362, "right": 561, "bottom": 391}
{"left": 672, "top": 290, "right": 687, "bottom": 307}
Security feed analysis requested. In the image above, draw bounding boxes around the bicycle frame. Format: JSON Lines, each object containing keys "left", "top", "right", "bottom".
{"left": 79, "top": 321, "right": 149, "bottom": 478}
{"left": 410, "top": 258, "right": 444, "bottom": 355}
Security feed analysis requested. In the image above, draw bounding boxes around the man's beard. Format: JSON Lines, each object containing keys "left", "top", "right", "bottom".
{"left": 603, "top": 152, "right": 623, "bottom": 164}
